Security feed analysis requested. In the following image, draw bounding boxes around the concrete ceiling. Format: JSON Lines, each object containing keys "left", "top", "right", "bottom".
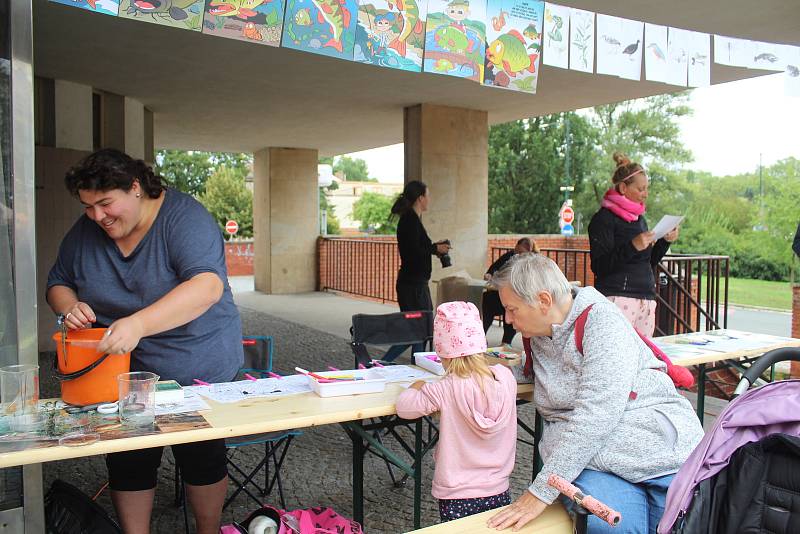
{"left": 33, "top": 0, "right": 799, "bottom": 155}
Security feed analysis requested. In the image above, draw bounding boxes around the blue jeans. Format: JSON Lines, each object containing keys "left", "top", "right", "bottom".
{"left": 559, "top": 470, "right": 674, "bottom": 534}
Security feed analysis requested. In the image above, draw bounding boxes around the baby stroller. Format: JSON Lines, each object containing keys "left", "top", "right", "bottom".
{"left": 658, "top": 347, "right": 800, "bottom": 533}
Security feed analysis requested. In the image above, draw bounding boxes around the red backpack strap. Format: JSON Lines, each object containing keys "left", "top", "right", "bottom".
{"left": 574, "top": 304, "right": 594, "bottom": 355}
{"left": 522, "top": 337, "right": 533, "bottom": 378}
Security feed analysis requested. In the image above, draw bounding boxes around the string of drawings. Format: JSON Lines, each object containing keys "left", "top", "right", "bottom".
{"left": 51, "top": 0, "right": 800, "bottom": 95}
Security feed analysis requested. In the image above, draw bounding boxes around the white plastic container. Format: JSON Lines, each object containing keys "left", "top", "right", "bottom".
{"left": 307, "top": 368, "right": 387, "bottom": 398}
{"left": 413, "top": 352, "right": 445, "bottom": 376}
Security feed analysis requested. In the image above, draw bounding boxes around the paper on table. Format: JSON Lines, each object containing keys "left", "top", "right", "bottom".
{"left": 155, "top": 390, "right": 210, "bottom": 415}
{"left": 376, "top": 365, "right": 438, "bottom": 384}
{"left": 185, "top": 375, "right": 312, "bottom": 404}
{"left": 651, "top": 215, "right": 684, "bottom": 240}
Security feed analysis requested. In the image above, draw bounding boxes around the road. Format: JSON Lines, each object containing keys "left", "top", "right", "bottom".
{"left": 727, "top": 306, "right": 792, "bottom": 337}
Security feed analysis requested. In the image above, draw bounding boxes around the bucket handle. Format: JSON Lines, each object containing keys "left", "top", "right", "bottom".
{"left": 55, "top": 353, "right": 111, "bottom": 382}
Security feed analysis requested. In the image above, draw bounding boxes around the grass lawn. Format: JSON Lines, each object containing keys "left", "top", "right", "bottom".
{"left": 727, "top": 277, "right": 793, "bottom": 310}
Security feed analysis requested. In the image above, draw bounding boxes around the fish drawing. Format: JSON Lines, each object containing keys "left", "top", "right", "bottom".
{"left": 433, "top": 58, "right": 454, "bottom": 72}
{"left": 206, "top": 0, "right": 266, "bottom": 19}
{"left": 387, "top": 0, "right": 423, "bottom": 57}
{"left": 754, "top": 52, "right": 778, "bottom": 63}
{"left": 294, "top": 7, "right": 311, "bottom": 25}
{"left": 522, "top": 23, "right": 539, "bottom": 42}
{"left": 786, "top": 64, "right": 799, "bottom": 77}
{"left": 127, "top": 0, "right": 198, "bottom": 21}
{"left": 309, "top": 0, "right": 352, "bottom": 53}
{"left": 242, "top": 21, "right": 262, "bottom": 39}
{"left": 486, "top": 30, "right": 538, "bottom": 77}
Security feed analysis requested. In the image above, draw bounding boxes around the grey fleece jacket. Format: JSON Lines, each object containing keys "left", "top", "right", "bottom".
{"left": 520, "top": 286, "right": 704, "bottom": 504}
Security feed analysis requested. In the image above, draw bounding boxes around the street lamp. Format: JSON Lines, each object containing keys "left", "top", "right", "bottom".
{"left": 559, "top": 185, "right": 574, "bottom": 204}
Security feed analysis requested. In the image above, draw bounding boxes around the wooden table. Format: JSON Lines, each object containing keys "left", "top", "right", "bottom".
{"left": 0, "top": 377, "right": 533, "bottom": 531}
{"left": 654, "top": 329, "right": 800, "bottom": 423}
{"left": 406, "top": 504, "right": 572, "bottom": 533}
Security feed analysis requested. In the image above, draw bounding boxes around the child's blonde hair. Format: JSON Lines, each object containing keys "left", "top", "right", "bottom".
{"left": 444, "top": 353, "right": 494, "bottom": 393}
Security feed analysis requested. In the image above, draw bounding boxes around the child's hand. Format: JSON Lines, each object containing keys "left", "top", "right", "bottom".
{"left": 408, "top": 380, "right": 426, "bottom": 390}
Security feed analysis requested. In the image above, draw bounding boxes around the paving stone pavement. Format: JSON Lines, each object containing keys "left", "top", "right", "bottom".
{"left": 40, "top": 306, "right": 539, "bottom": 533}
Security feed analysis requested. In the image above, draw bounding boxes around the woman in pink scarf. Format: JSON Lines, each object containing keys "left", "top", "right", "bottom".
{"left": 587, "top": 152, "right": 679, "bottom": 336}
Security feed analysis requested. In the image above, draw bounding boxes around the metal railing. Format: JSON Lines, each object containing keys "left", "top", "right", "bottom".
{"left": 319, "top": 238, "right": 730, "bottom": 338}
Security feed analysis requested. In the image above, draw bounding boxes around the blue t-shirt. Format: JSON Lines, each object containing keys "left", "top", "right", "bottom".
{"left": 47, "top": 188, "right": 243, "bottom": 385}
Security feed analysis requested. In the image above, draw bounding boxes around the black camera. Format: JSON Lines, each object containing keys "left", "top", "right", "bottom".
{"left": 436, "top": 240, "right": 452, "bottom": 268}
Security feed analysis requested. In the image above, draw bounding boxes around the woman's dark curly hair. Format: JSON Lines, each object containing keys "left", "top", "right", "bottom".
{"left": 64, "top": 148, "right": 165, "bottom": 199}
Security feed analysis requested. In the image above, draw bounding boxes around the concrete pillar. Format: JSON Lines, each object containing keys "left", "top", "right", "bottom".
{"left": 404, "top": 104, "right": 489, "bottom": 281}
{"left": 253, "top": 148, "right": 319, "bottom": 294}
{"left": 54, "top": 80, "right": 93, "bottom": 151}
{"left": 123, "top": 97, "right": 145, "bottom": 160}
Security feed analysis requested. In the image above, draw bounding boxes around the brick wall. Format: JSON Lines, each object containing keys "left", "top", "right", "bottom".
{"left": 225, "top": 240, "right": 254, "bottom": 276}
{"left": 793, "top": 285, "right": 800, "bottom": 378}
{"left": 488, "top": 234, "right": 594, "bottom": 286}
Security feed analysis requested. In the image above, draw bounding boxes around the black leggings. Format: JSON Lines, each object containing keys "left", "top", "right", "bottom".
{"left": 106, "top": 439, "right": 228, "bottom": 491}
{"left": 383, "top": 280, "right": 432, "bottom": 361}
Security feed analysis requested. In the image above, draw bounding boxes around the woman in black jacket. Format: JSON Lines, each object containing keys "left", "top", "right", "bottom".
{"left": 588, "top": 152, "right": 679, "bottom": 337}
{"left": 383, "top": 180, "right": 450, "bottom": 361}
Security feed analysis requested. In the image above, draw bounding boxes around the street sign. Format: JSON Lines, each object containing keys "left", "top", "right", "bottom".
{"left": 561, "top": 223, "right": 574, "bottom": 236}
{"left": 561, "top": 206, "right": 575, "bottom": 225}
{"left": 225, "top": 220, "right": 239, "bottom": 235}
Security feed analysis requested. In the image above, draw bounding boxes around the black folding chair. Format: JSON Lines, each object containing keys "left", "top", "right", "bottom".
{"left": 349, "top": 311, "right": 438, "bottom": 487}
{"left": 175, "top": 336, "right": 300, "bottom": 530}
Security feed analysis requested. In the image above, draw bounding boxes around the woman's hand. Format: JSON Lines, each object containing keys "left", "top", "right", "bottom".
{"left": 62, "top": 302, "right": 96, "bottom": 330}
{"left": 487, "top": 490, "right": 548, "bottom": 531}
{"left": 664, "top": 226, "right": 680, "bottom": 242}
{"left": 436, "top": 242, "right": 450, "bottom": 256}
{"left": 97, "top": 316, "right": 145, "bottom": 355}
{"left": 631, "top": 231, "right": 655, "bottom": 251}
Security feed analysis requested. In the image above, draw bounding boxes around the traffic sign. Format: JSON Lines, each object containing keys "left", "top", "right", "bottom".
{"left": 560, "top": 206, "right": 575, "bottom": 225}
{"left": 225, "top": 220, "right": 239, "bottom": 235}
{"left": 561, "top": 223, "right": 574, "bottom": 236}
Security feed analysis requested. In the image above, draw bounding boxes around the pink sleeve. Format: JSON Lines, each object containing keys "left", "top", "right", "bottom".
{"left": 396, "top": 381, "right": 445, "bottom": 419}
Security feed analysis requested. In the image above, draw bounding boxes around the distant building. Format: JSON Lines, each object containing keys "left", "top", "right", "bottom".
{"left": 326, "top": 173, "right": 402, "bottom": 235}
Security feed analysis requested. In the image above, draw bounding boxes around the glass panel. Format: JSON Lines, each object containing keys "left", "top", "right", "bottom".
{"left": 0, "top": 0, "right": 17, "bottom": 369}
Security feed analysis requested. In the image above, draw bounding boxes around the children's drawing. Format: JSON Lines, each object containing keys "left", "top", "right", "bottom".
{"left": 541, "top": 2, "right": 567, "bottom": 69}
{"left": 595, "top": 14, "right": 642, "bottom": 81}
{"left": 422, "top": 0, "right": 487, "bottom": 82}
{"left": 568, "top": 7, "right": 593, "bottom": 73}
{"left": 118, "top": 0, "right": 205, "bottom": 30}
{"left": 713, "top": 35, "right": 755, "bottom": 68}
{"left": 750, "top": 41, "right": 790, "bottom": 72}
{"left": 644, "top": 23, "right": 668, "bottom": 84}
{"left": 686, "top": 30, "right": 710, "bottom": 87}
{"left": 202, "top": 0, "right": 286, "bottom": 46}
{"left": 483, "top": 0, "right": 542, "bottom": 92}
{"left": 665, "top": 27, "right": 689, "bottom": 86}
{"left": 354, "top": 0, "right": 428, "bottom": 71}
{"left": 282, "top": 0, "right": 358, "bottom": 60}
{"left": 49, "top": 0, "right": 120, "bottom": 16}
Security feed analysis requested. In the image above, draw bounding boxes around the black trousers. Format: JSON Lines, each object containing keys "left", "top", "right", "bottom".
{"left": 383, "top": 280, "right": 432, "bottom": 361}
{"left": 481, "top": 290, "right": 517, "bottom": 344}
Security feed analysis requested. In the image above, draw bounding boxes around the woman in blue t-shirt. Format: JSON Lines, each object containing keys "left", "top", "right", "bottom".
{"left": 47, "top": 148, "right": 243, "bottom": 534}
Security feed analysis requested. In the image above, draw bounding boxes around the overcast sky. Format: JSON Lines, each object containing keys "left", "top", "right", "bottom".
{"left": 342, "top": 73, "right": 798, "bottom": 184}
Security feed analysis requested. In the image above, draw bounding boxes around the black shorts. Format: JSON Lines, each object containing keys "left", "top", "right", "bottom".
{"left": 106, "top": 439, "right": 228, "bottom": 491}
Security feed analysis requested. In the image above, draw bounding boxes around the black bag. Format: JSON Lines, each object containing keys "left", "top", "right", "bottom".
{"left": 45, "top": 479, "right": 121, "bottom": 534}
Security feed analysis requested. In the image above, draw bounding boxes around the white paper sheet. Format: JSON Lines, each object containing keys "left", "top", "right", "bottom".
{"left": 376, "top": 365, "right": 438, "bottom": 384}
{"left": 543, "top": 2, "right": 570, "bottom": 69}
{"left": 155, "top": 390, "right": 210, "bottom": 415}
{"left": 714, "top": 35, "right": 755, "bottom": 67}
{"left": 666, "top": 27, "right": 690, "bottom": 86}
{"left": 644, "top": 23, "right": 669, "bottom": 83}
{"left": 185, "top": 375, "right": 312, "bottom": 404}
{"left": 596, "top": 14, "right": 643, "bottom": 81}
{"left": 785, "top": 45, "right": 800, "bottom": 97}
{"left": 568, "top": 8, "right": 594, "bottom": 73}
{"left": 687, "top": 31, "right": 711, "bottom": 87}
{"left": 750, "top": 41, "right": 789, "bottom": 71}
{"left": 651, "top": 215, "right": 684, "bottom": 240}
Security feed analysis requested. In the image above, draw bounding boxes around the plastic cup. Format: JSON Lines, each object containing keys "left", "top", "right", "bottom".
{"left": 117, "top": 372, "right": 159, "bottom": 427}
{"left": 0, "top": 364, "right": 40, "bottom": 431}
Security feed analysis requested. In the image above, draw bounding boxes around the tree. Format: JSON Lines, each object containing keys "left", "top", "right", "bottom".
{"left": 197, "top": 166, "right": 253, "bottom": 239}
{"left": 156, "top": 150, "right": 252, "bottom": 196}
{"left": 352, "top": 192, "right": 396, "bottom": 234}
{"left": 488, "top": 112, "right": 597, "bottom": 234}
{"left": 333, "top": 156, "right": 376, "bottom": 182}
{"left": 319, "top": 187, "right": 340, "bottom": 235}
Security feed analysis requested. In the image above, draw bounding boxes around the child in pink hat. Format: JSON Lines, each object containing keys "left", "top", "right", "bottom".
{"left": 396, "top": 301, "right": 518, "bottom": 522}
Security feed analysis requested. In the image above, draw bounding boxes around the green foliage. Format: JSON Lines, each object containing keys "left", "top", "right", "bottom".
{"left": 197, "top": 166, "right": 253, "bottom": 239}
{"left": 319, "top": 187, "right": 340, "bottom": 235}
{"left": 488, "top": 112, "right": 597, "bottom": 234}
{"left": 156, "top": 150, "right": 252, "bottom": 197}
{"left": 352, "top": 192, "right": 396, "bottom": 234}
{"left": 333, "top": 156, "right": 375, "bottom": 182}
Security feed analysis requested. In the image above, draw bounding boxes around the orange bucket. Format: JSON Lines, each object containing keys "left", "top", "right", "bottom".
{"left": 52, "top": 328, "right": 131, "bottom": 406}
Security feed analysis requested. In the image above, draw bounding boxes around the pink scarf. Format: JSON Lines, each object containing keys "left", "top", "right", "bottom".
{"left": 601, "top": 188, "right": 645, "bottom": 222}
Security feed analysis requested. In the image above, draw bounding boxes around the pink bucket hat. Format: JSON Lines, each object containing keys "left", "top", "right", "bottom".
{"left": 433, "top": 301, "right": 487, "bottom": 359}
